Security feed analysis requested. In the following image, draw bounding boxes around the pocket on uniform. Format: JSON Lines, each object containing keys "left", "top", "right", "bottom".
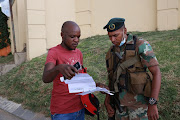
{"left": 108, "top": 70, "right": 114, "bottom": 79}
{"left": 106, "top": 52, "right": 113, "bottom": 72}
{"left": 125, "top": 50, "right": 136, "bottom": 60}
{"left": 128, "top": 72, "right": 147, "bottom": 95}
{"left": 143, "top": 72, "right": 152, "bottom": 98}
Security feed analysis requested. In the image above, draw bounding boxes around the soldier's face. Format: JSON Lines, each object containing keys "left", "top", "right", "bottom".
{"left": 108, "top": 29, "right": 124, "bottom": 46}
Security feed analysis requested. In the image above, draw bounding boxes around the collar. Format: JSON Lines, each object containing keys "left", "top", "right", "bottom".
{"left": 119, "top": 33, "right": 134, "bottom": 51}
{"left": 126, "top": 33, "right": 134, "bottom": 44}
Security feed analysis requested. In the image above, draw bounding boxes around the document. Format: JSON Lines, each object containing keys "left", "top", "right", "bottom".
{"left": 77, "top": 87, "right": 114, "bottom": 95}
{"left": 63, "top": 73, "right": 96, "bottom": 93}
{"left": 60, "top": 73, "right": 113, "bottom": 95}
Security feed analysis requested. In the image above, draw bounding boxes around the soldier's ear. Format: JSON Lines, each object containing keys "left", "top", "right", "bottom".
{"left": 124, "top": 27, "right": 127, "bottom": 34}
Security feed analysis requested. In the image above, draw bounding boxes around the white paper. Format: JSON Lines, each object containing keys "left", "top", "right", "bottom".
{"left": 63, "top": 73, "right": 96, "bottom": 93}
{"left": 60, "top": 76, "right": 64, "bottom": 82}
{"left": 77, "top": 87, "right": 114, "bottom": 95}
{"left": 60, "top": 73, "right": 113, "bottom": 95}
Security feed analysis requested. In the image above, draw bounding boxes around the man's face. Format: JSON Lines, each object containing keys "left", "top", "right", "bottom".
{"left": 61, "top": 26, "right": 81, "bottom": 50}
{"left": 108, "top": 28, "right": 124, "bottom": 46}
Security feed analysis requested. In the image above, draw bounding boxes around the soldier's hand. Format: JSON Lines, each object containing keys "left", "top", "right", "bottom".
{"left": 57, "top": 64, "right": 78, "bottom": 80}
{"left": 105, "top": 99, "right": 115, "bottom": 117}
{"left": 96, "top": 83, "right": 109, "bottom": 94}
{"left": 105, "top": 94, "right": 115, "bottom": 117}
{"left": 147, "top": 105, "right": 159, "bottom": 120}
{"left": 96, "top": 82, "right": 109, "bottom": 89}
{"left": 97, "top": 83, "right": 109, "bottom": 94}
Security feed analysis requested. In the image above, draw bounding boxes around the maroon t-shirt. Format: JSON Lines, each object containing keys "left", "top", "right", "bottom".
{"left": 45, "top": 44, "right": 84, "bottom": 114}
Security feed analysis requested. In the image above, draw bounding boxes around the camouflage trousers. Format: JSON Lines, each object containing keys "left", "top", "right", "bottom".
{"left": 115, "top": 90, "right": 148, "bottom": 120}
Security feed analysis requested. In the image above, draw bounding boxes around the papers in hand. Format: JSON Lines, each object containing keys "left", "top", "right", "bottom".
{"left": 77, "top": 87, "right": 114, "bottom": 95}
{"left": 65, "top": 73, "right": 96, "bottom": 93}
{"left": 60, "top": 73, "right": 113, "bottom": 95}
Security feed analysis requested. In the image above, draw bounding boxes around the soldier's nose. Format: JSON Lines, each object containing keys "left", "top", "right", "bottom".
{"left": 111, "top": 37, "right": 115, "bottom": 42}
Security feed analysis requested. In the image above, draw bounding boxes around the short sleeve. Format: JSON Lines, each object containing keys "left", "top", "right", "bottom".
{"left": 138, "top": 40, "right": 159, "bottom": 67}
{"left": 45, "top": 48, "right": 57, "bottom": 65}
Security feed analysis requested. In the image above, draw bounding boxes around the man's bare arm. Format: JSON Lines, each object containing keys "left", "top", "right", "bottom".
{"left": 148, "top": 65, "right": 161, "bottom": 100}
{"left": 42, "top": 63, "right": 78, "bottom": 83}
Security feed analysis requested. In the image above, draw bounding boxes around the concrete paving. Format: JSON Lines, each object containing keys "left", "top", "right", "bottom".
{"left": 0, "top": 108, "right": 22, "bottom": 120}
{"left": 0, "top": 96, "right": 51, "bottom": 120}
{"left": 0, "top": 52, "right": 26, "bottom": 76}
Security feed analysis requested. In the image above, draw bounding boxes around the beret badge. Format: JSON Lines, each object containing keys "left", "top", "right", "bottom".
{"left": 109, "top": 24, "right": 115, "bottom": 30}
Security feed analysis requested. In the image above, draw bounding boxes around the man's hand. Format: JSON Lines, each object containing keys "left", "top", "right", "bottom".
{"left": 147, "top": 105, "right": 159, "bottom": 120}
{"left": 105, "top": 101, "right": 115, "bottom": 117}
{"left": 105, "top": 95, "right": 115, "bottom": 117}
{"left": 57, "top": 64, "right": 78, "bottom": 80}
{"left": 42, "top": 63, "right": 79, "bottom": 83}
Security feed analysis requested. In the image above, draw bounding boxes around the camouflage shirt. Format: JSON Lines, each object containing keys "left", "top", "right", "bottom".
{"left": 120, "top": 33, "right": 159, "bottom": 67}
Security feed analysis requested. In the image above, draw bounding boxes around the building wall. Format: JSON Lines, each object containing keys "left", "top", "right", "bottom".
{"left": 10, "top": 0, "right": 180, "bottom": 60}
{"left": 11, "top": 0, "right": 76, "bottom": 60}
{"left": 179, "top": 0, "right": 180, "bottom": 27}
{"left": 26, "top": 0, "right": 47, "bottom": 60}
{"left": 76, "top": 0, "right": 157, "bottom": 38}
{"left": 26, "top": 0, "right": 76, "bottom": 59}
{"left": 75, "top": 0, "right": 92, "bottom": 38}
{"left": 157, "top": 0, "right": 179, "bottom": 30}
{"left": 46, "top": 0, "right": 76, "bottom": 49}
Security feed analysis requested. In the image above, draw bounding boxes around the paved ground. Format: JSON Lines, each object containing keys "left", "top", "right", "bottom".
{"left": 0, "top": 108, "right": 22, "bottom": 120}
{"left": 0, "top": 96, "right": 51, "bottom": 120}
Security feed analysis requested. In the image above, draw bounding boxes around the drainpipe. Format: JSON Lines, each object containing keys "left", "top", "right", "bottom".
{"left": 9, "top": 0, "right": 16, "bottom": 52}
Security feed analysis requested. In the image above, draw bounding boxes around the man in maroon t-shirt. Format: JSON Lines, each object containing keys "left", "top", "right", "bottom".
{"left": 42, "top": 21, "right": 85, "bottom": 120}
{"left": 42, "top": 21, "right": 107, "bottom": 120}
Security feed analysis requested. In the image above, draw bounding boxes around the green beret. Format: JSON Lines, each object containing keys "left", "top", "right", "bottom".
{"left": 103, "top": 18, "right": 125, "bottom": 32}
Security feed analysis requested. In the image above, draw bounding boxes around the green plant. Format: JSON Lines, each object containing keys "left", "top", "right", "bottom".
{"left": 0, "top": 53, "right": 13, "bottom": 64}
{"left": 0, "top": 7, "right": 11, "bottom": 49}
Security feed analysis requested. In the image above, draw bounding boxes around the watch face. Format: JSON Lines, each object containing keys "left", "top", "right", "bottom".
{"left": 149, "top": 98, "right": 157, "bottom": 105}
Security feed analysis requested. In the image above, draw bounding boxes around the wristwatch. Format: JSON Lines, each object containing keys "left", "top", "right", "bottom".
{"left": 149, "top": 98, "right": 157, "bottom": 105}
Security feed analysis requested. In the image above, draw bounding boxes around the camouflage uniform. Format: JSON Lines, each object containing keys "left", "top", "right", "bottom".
{"left": 114, "top": 34, "right": 159, "bottom": 120}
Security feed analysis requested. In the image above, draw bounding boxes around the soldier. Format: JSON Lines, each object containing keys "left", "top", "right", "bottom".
{"left": 104, "top": 18, "right": 161, "bottom": 120}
